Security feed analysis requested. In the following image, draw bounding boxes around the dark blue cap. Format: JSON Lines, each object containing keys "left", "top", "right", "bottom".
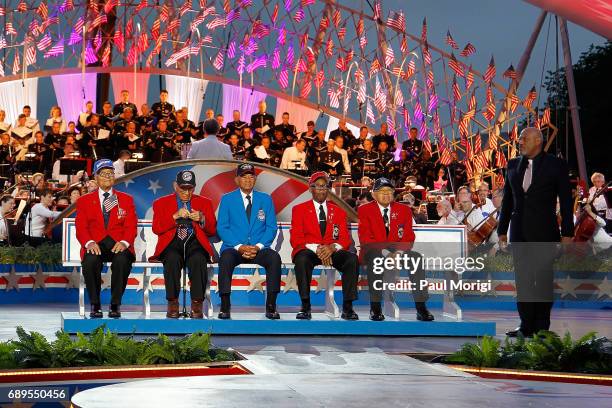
{"left": 372, "top": 177, "right": 395, "bottom": 192}
{"left": 93, "top": 159, "right": 114, "bottom": 175}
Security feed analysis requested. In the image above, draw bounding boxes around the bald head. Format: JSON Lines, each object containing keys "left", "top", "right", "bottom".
{"left": 519, "top": 127, "right": 543, "bottom": 158}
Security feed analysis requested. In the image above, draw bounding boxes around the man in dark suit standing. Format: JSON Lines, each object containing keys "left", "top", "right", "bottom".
{"left": 497, "top": 127, "right": 573, "bottom": 337}
{"left": 250, "top": 100, "right": 275, "bottom": 139}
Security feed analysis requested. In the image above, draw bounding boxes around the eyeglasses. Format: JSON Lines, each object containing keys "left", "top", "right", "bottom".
{"left": 97, "top": 171, "right": 115, "bottom": 179}
{"left": 311, "top": 184, "right": 329, "bottom": 190}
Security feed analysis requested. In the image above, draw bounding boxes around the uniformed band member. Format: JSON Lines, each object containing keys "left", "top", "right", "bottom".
{"left": 75, "top": 159, "right": 137, "bottom": 318}
{"left": 227, "top": 110, "right": 248, "bottom": 137}
{"left": 250, "top": 100, "right": 275, "bottom": 139}
{"left": 317, "top": 139, "right": 343, "bottom": 176}
{"left": 290, "top": 172, "right": 359, "bottom": 320}
{"left": 401, "top": 127, "right": 423, "bottom": 163}
{"left": 329, "top": 119, "right": 353, "bottom": 147}
{"left": 358, "top": 177, "right": 433, "bottom": 321}
{"left": 151, "top": 89, "right": 175, "bottom": 123}
{"left": 351, "top": 139, "right": 379, "bottom": 181}
{"left": 275, "top": 112, "right": 297, "bottom": 140}
{"left": 216, "top": 163, "right": 282, "bottom": 320}
{"left": 152, "top": 170, "right": 217, "bottom": 319}
{"left": 112, "top": 90, "right": 138, "bottom": 116}
{"left": 372, "top": 123, "right": 395, "bottom": 151}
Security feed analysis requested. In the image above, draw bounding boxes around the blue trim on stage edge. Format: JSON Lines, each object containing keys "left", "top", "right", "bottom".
{"left": 61, "top": 312, "right": 496, "bottom": 337}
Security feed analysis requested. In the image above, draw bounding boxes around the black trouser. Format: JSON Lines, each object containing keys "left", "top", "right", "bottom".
{"left": 512, "top": 243, "right": 556, "bottom": 335}
{"left": 364, "top": 249, "right": 429, "bottom": 303}
{"left": 161, "top": 236, "right": 210, "bottom": 301}
{"left": 218, "top": 248, "right": 282, "bottom": 295}
{"left": 293, "top": 249, "right": 359, "bottom": 303}
{"left": 82, "top": 236, "right": 135, "bottom": 306}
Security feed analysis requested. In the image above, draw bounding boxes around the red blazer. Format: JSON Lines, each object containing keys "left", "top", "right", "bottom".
{"left": 290, "top": 200, "right": 352, "bottom": 259}
{"left": 75, "top": 189, "right": 138, "bottom": 259}
{"left": 151, "top": 193, "right": 217, "bottom": 259}
{"left": 357, "top": 201, "right": 415, "bottom": 259}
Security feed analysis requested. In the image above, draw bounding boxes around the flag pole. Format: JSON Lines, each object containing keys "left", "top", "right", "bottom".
{"left": 81, "top": 24, "right": 87, "bottom": 105}
{"left": 134, "top": 24, "right": 141, "bottom": 105}
{"left": 343, "top": 61, "right": 359, "bottom": 120}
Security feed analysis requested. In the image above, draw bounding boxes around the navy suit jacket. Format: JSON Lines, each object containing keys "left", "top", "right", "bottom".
{"left": 217, "top": 189, "right": 278, "bottom": 253}
{"left": 497, "top": 152, "right": 573, "bottom": 242}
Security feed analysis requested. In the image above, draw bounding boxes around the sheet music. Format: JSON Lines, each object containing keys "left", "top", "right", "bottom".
{"left": 254, "top": 145, "right": 270, "bottom": 159}
{"left": 127, "top": 133, "right": 141, "bottom": 142}
{"left": 97, "top": 129, "right": 110, "bottom": 140}
{"left": 261, "top": 124, "right": 270, "bottom": 134}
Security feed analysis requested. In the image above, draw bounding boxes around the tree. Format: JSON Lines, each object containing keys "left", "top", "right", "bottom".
{"left": 543, "top": 41, "right": 612, "bottom": 178}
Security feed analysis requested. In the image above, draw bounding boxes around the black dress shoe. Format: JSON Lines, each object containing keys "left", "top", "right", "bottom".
{"left": 341, "top": 309, "right": 359, "bottom": 320}
{"left": 265, "top": 305, "right": 280, "bottom": 320}
{"left": 108, "top": 305, "right": 121, "bottom": 319}
{"left": 296, "top": 309, "right": 312, "bottom": 320}
{"left": 89, "top": 304, "right": 103, "bottom": 319}
{"left": 369, "top": 309, "right": 385, "bottom": 321}
{"left": 217, "top": 310, "right": 231, "bottom": 320}
{"left": 506, "top": 327, "right": 533, "bottom": 338}
{"left": 416, "top": 307, "right": 434, "bottom": 321}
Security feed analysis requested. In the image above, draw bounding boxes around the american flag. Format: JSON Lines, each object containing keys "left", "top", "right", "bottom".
{"left": 385, "top": 46, "right": 394, "bottom": 67}
{"left": 17, "top": 1, "right": 27, "bottom": 12}
{"left": 359, "top": 36, "right": 367, "bottom": 49}
{"left": 226, "top": 9, "right": 240, "bottom": 24}
{"left": 413, "top": 100, "right": 424, "bottom": 125}
{"left": 337, "top": 26, "right": 346, "bottom": 41}
{"left": 374, "top": 77, "right": 386, "bottom": 112}
{"left": 294, "top": 7, "right": 304, "bottom": 22}
{"left": 467, "top": 90, "right": 477, "bottom": 117}
{"left": 474, "top": 151, "right": 489, "bottom": 173}
{"left": 465, "top": 66, "right": 474, "bottom": 90}
{"left": 358, "top": 81, "right": 367, "bottom": 104}
{"left": 252, "top": 21, "right": 271, "bottom": 39}
{"left": 427, "top": 93, "right": 438, "bottom": 114}
{"left": 510, "top": 123, "right": 518, "bottom": 141}
{"left": 0, "top": 35, "right": 6, "bottom": 49}
{"left": 503, "top": 64, "right": 517, "bottom": 79}
{"left": 421, "top": 18, "right": 427, "bottom": 43}
{"left": 328, "top": 87, "right": 340, "bottom": 109}
{"left": 314, "top": 70, "right": 325, "bottom": 88}
{"left": 271, "top": 3, "right": 279, "bottom": 24}
{"left": 325, "top": 37, "right": 334, "bottom": 57}
{"left": 301, "top": 78, "right": 312, "bottom": 99}
{"left": 355, "top": 68, "right": 364, "bottom": 83}
{"left": 402, "top": 106, "right": 411, "bottom": 128}
{"left": 246, "top": 55, "right": 267, "bottom": 73}
{"left": 207, "top": 17, "right": 226, "bottom": 31}
{"left": 278, "top": 69, "right": 289, "bottom": 89}
{"left": 135, "top": 0, "right": 148, "bottom": 13}
{"left": 272, "top": 48, "right": 281, "bottom": 69}
{"left": 91, "top": 13, "right": 108, "bottom": 30}
{"left": 319, "top": 15, "right": 329, "bottom": 31}
{"left": 160, "top": 4, "right": 169, "bottom": 22}
{"left": 394, "top": 88, "right": 404, "bottom": 106}
{"left": 227, "top": 41, "right": 236, "bottom": 59}
{"left": 406, "top": 59, "right": 416, "bottom": 79}
{"left": 165, "top": 43, "right": 199, "bottom": 66}
{"left": 522, "top": 86, "right": 537, "bottom": 109}
{"left": 104, "top": 0, "right": 118, "bottom": 14}
{"left": 474, "top": 134, "right": 482, "bottom": 154}
{"left": 387, "top": 115, "right": 396, "bottom": 135}
{"left": 103, "top": 194, "right": 119, "bottom": 213}
{"left": 495, "top": 149, "right": 507, "bottom": 169}
{"left": 366, "top": 100, "right": 375, "bottom": 124}
{"left": 332, "top": 8, "right": 341, "bottom": 27}
{"left": 213, "top": 50, "right": 224, "bottom": 70}
{"left": 85, "top": 43, "right": 98, "bottom": 64}
{"left": 59, "top": 0, "right": 74, "bottom": 13}
{"left": 440, "top": 148, "right": 453, "bottom": 166}
{"left": 400, "top": 36, "right": 408, "bottom": 55}
{"left": 483, "top": 86, "right": 495, "bottom": 121}
{"left": 236, "top": 54, "right": 245, "bottom": 74}
{"left": 460, "top": 43, "right": 476, "bottom": 57}
{"left": 300, "top": 32, "right": 309, "bottom": 49}
{"left": 370, "top": 58, "right": 381, "bottom": 76}
{"left": 448, "top": 53, "right": 464, "bottom": 78}
{"left": 509, "top": 93, "right": 520, "bottom": 113}
{"left": 446, "top": 30, "right": 459, "bottom": 49}
{"left": 539, "top": 107, "right": 551, "bottom": 126}
{"left": 6, "top": 22, "right": 17, "bottom": 36}
{"left": 452, "top": 76, "right": 461, "bottom": 102}
{"left": 24, "top": 42, "right": 36, "bottom": 67}
{"left": 387, "top": 11, "right": 405, "bottom": 32}
{"left": 37, "top": 34, "right": 53, "bottom": 51}
{"left": 286, "top": 45, "right": 294, "bottom": 64}
{"left": 114, "top": 30, "right": 125, "bottom": 53}
{"left": 151, "top": 19, "right": 160, "bottom": 40}
{"left": 190, "top": 12, "right": 207, "bottom": 31}
{"left": 373, "top": 1, "right": 381, "bottom": 21}
{"left": 483, "top": 56, "right": 496, "bottom": 83}
{"left": 418, "top": 123, "right": 427, "bottom": 140}
{"left": 101, "top": 43, "right": 111, "bottom": 67}
{"left": 179, "top": 0, "right": 192, "bottom": 17}
{"left": 423, "top": 137, "right": 432, "bottom": 155}
{"left": 357, "top": 17, "right": 364, "bottom": 36}
{"left": 12, "top": 50, "right": 20, "bottom": 74}
{"left": 37, "top": 2, "right": 49, "bottom": 20}
{"left": 296, "top": 58, "right": 307, "bottom": 72}
{"left": 422, "top": 46, "right": 432, "bottom": 66}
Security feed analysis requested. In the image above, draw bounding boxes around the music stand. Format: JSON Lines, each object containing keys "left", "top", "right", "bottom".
{"left": 60, "top": 158, "right": 88, "bottom": 177}
{"left": 16, "top": 159, "right": 39, "bottom": 175}
{"left": 125, "top": 160, "right": 151, "bottom": 174}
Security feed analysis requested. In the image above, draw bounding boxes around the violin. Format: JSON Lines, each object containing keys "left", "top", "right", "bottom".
{"left": 573, "top": 181, "right": 611, "bottom": 243}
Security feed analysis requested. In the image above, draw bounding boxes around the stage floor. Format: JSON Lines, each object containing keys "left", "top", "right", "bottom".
{"left": 1, "top": 304, "right": 610, "bottom": 353}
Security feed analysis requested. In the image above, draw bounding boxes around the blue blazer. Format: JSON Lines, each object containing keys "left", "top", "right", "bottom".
{"left": 217, "top": 189, "right": 278, "bottom": 253}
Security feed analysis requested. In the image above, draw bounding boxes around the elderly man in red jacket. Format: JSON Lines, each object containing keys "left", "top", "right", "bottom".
{"left": 290, "top": 171, "right": 359, "bottom": 320}
{"left": 75, "top": 159, "right": 137, "bottom": 319}
{"left": 358, "top": 177, "right": 433, "bottom": 322}
{"left": 152, "top": 170, "right": 217, "bottom": 319}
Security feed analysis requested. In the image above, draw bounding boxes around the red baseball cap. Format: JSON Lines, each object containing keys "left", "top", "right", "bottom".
{"left": 309, "top": 171, "right": 329, "bottom": 185}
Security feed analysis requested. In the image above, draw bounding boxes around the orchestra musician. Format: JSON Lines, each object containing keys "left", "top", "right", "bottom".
{"left": 25, "top": 189, "right": 62, "bottom": 246}
{"left": 0, "top": 195, "right": 15, "bottom": 245}
{"left": 589, "top": 172, "right": 611, "bottom": 233}
{"left": 436, "top": 199, "right": 461, "bottom": 225}
{"left": 280, "top": 138, "right": 308, "bottom": 173}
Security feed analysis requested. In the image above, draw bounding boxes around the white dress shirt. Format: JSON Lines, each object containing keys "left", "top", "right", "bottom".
{"left": 437, "top": 210, "right": 461, "bottom": 225}
{"left": 305, "top": 200, "right": 343, "bottom": 252}
{"left": 280, "top": 146, "right": 308, "bottom": 170}
{"left": 234, "top": 189, "right": 264, "bottom": 251}
{"left": 0, "top": 213, "right": 9, "bottom": 241}
{"left": 25, "top": 203, "right": 61, "bottom": 237}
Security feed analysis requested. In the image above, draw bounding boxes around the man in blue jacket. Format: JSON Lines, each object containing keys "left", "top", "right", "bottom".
{"left": 217, "top": 163, "right": 282, "bottom": 319}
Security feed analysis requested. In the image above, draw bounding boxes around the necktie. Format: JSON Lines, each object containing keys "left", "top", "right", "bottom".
{"left": 102, "top": 192, "right": 110, "bottom": 227}
{"left": 319, "top": 204, "right": 327, "bottom": 236}
{"left": 245, "top": 194, "right": 252, "bottom": 221}
{"left": 522, "top": 159, "right": 532, "bottom": 192}
{"left": 383, "top": 208, "right": 390, "bottom": 236}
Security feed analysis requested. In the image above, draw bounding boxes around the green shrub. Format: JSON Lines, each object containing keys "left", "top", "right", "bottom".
{"left": 0, "top": 326, "right": 236, "bottom": 369}
{"left": 444, "top": 330, "right": 612, "bottom": 374}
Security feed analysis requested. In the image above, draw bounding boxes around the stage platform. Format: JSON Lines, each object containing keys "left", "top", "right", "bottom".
{"left": 61, "top": 312, "right": 495, "bottom": 336}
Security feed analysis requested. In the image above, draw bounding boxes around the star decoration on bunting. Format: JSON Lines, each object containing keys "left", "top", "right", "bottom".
{"left": 123, "top": 178, "right": 135, "bottom": 188}
{"left": 30, "top": 266, "right": 47, "bottom": 291}
{"left": 557, "top": 276, "right": 578, "bottom": 299}
{"left": 65, "top": 267, "right": 81, "bottom": 289}
{"left": 4, "top": 267, "right": 20, "bottom": 291}
{"left": 595, "top": 276, "right": 612, "bottom": 300}
{"left": 245, "top": 268, "right": 265, "bottom": 293}
{"left": 148, "top": 179, "right": 162, "bottom": 195}
{"left": 282, "top": 270, "right": 298, "bottom": 293}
